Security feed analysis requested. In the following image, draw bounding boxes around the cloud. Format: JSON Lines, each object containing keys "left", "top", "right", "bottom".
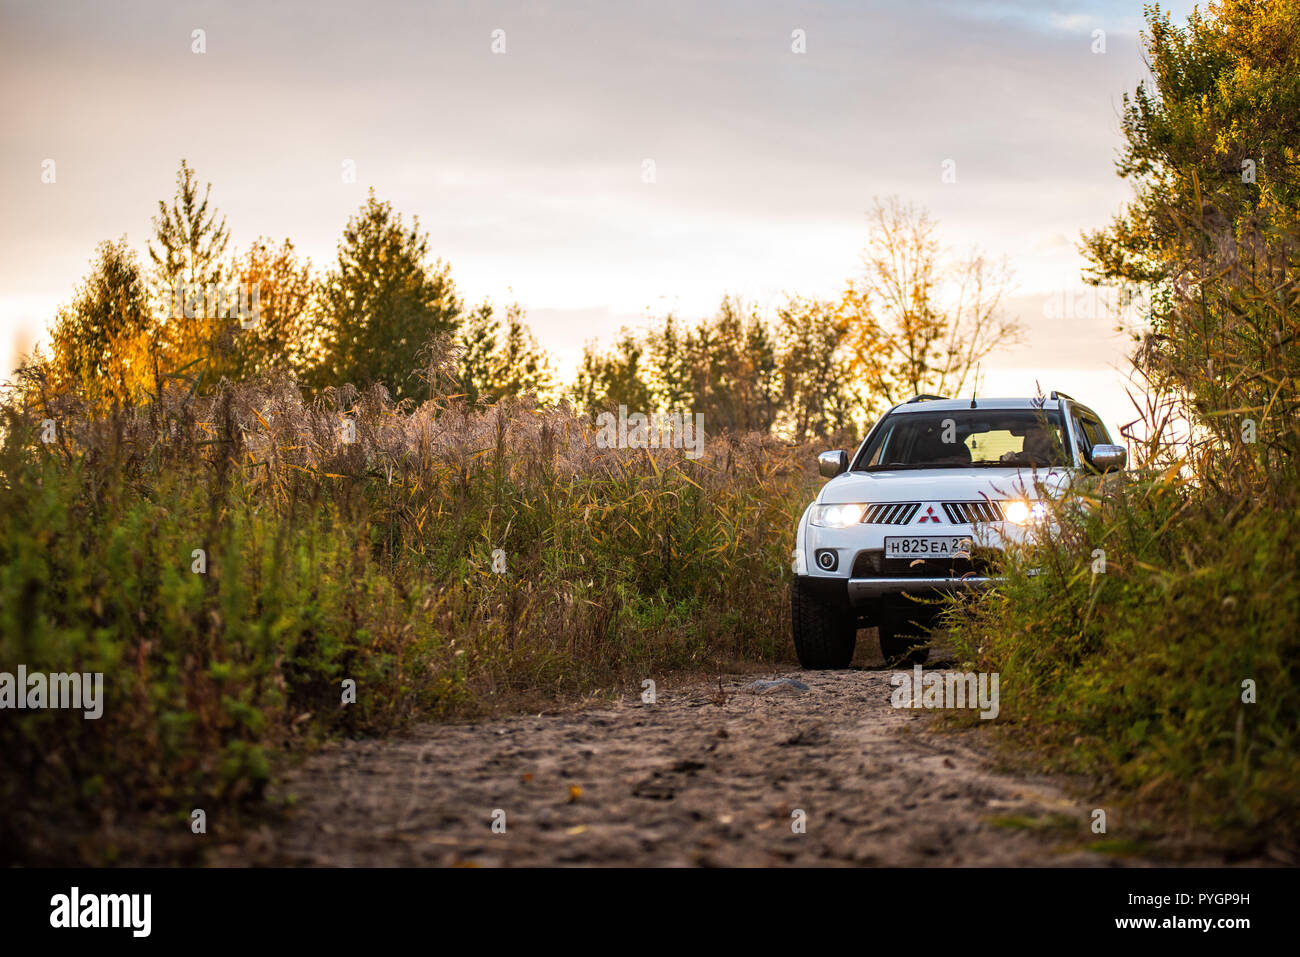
{"left": 0, "top": 0, "right": 1177, "bottom": 383}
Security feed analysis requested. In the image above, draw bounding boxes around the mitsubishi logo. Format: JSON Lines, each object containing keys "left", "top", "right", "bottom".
{"left": 917, "top": 505, "right": 942, "bottom": 524}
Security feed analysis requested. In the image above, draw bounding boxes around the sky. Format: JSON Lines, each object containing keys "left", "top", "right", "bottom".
{"left": 0, "top": 0, "right": 1201, "bottom": 436}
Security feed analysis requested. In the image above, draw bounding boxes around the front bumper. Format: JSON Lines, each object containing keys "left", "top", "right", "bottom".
{"left": 846, "top": 574, "right": 1000, "bottom": 600}
{"left": 795, "top": 566, "right": 1003, "bottom": 613}
{"left": 795, "top": 535, "right": 1006, "bottom": 611}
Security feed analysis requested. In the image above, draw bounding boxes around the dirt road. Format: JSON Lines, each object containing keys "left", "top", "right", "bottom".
{"left": 229, "top": 649, "right": 1152, "bottom": 867}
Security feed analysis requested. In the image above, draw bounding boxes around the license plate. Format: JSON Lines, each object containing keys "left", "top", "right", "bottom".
{"left": 884, "top": 535, "right": 973, "bottom": 558}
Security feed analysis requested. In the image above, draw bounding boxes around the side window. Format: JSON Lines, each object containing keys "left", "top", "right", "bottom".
{"left": 1069, "top": 412, "right": 1089, "bottom": 459}
{"left": 1082, "top": 417, "right": 1110, "bottom": 449}
{"left": 1072, "top": 411, "right": 1110, "bottom": 457}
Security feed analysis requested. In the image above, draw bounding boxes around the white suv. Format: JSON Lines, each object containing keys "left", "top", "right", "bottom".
{"left": 791, "top": 393, "right": 1126, "bottom": 668}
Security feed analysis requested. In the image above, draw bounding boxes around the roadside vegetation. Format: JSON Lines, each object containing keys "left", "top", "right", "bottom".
{"left": 945, "top": 0, "right": 1300, "bottom": 858}
{"left": 0, "top": 368, "right": 819, "bottom": 863}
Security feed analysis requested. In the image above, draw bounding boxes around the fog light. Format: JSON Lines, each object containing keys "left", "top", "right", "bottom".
{"left": 815, "top": 549, "right": 838, "bottom": 571}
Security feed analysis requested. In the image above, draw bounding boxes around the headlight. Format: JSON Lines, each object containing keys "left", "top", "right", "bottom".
{"left": 1003, "top": 500, "right": 1048, "bottom": 526}
{"left": 810, "top": 503, "right": 866, "bottom": 527}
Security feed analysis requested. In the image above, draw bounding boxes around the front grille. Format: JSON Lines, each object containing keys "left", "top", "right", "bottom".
{"left": 852, "top": 548, "right": 998, "bottom": 579}
{"left": 941, "top": 500, "right": 1005, "bottom": 524}
{"left": 861, "top": 502, "right": 921, "bottom": 525}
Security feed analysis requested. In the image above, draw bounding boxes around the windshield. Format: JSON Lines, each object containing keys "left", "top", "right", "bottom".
{"left": 855, "top": 408, "right": 1070, "bottom": 470}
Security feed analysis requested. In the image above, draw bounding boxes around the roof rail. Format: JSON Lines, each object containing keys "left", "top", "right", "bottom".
{"left": 905, "top": 394, "right": 950, "bottom": 403}
{"left": 1049, "top": 390, "right": 1074, "bottom": 401}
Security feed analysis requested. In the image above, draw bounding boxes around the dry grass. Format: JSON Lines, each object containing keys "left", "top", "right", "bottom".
{"left": 0, "top": 357, "right": 821, "bottom": 863}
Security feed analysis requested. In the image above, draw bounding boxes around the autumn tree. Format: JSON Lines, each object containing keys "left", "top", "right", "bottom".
{"left": 222, "top": 237, "right": 315, "bottom": 380}
{"left": 1082, "top": 0, "right": 1300, "bottom": 460}
{"left": 1082, "top": 0, "right": 1300, "bottom": 288}
{"left": 313, "top": 190, "right": 462, "bottom": 400}
{"left": 839, "top": 197, "right": 1016, "bottom": 414}
{"left": 48, "top": 238, "right": 156, "bottom": 406}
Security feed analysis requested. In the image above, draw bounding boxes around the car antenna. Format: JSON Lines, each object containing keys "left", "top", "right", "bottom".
{"left": 969, "top": 389, "right": 977, "bottom": 409}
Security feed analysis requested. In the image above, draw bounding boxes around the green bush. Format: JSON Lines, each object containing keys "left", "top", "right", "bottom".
{"left": 946, "top": 469, "right": 1299, "bottom": 852}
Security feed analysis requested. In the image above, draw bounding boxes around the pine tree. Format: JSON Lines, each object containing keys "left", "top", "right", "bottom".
{"left": 571, "top": 330, "right": 655, "bottom": 414}
{"left": 457, "top": 302, "right": 554, "bottom": 405}
{"left": 648, "top": 313, "right": 692, "bottom": 409}
{"left": 148, "top": 160, "right": 231, "bottom": 376}
{"left": 313, "top": 190, "right": 462, "bottom": 399}
{"left": 776, "top": 296, "right": 857, "bottom": 440}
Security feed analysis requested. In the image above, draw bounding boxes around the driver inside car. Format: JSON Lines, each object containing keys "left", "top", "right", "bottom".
{"left": 1001, "top": 421, "right": 1057, "bottom": 466}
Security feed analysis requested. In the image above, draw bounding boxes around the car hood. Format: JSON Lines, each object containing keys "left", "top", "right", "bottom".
{"left": 818, "top": 467, "right": 1072, "bottom": 504}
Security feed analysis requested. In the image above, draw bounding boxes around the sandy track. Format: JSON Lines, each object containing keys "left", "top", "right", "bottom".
{"left": 229, "top": 659, "right": 1139, "bottom": 867}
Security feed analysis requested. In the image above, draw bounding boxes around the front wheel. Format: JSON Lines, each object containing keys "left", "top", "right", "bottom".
{"left": 791, "top": 578, "right": 856, "bottom": 669}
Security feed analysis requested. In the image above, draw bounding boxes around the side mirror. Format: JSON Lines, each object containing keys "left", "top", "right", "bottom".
{"left": 818, "top": 450, "right": 849, "bottom": 478}
{"left": 1089, "top": 443, "right": 1127, "bottom": 473}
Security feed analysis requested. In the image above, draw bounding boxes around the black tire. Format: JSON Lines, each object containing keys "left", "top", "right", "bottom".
{"left": 878, "top": 600, "right": 930, "bottom": 666}
{"left": 791, "top": 578, "right": 857, "bottom": 669}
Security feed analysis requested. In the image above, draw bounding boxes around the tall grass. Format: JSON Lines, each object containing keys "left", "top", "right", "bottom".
{"left": 0, "top": 363, "right": 819, "bottom": 863}
{"left": 944, "top": 215, "right": 1300, "bottom": 855}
